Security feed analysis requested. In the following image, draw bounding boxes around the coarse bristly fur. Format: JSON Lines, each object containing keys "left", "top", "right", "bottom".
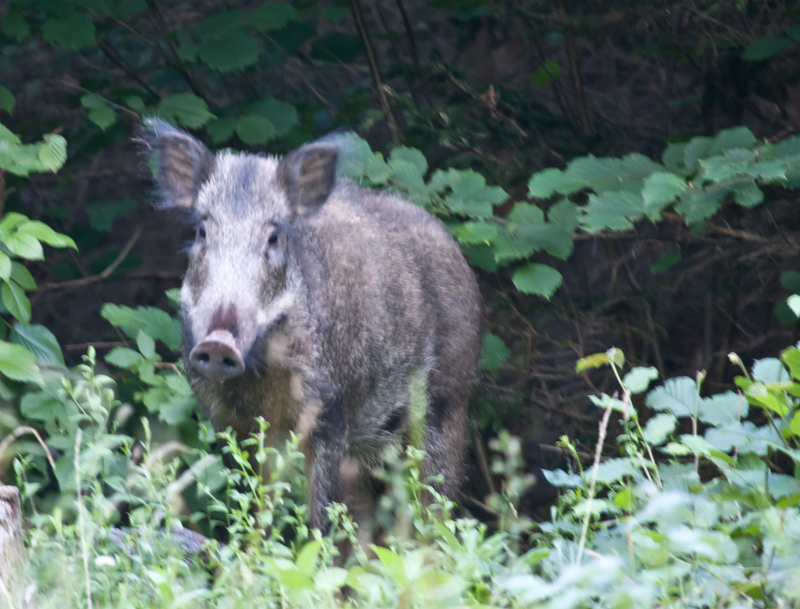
{"left": 142, "top": 118, "right": 483, "bottom": 533}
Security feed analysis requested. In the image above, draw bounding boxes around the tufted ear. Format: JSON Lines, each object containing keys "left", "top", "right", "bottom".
{"left": 277, "top": 142, "right": 338, "bottom": 219}
{"left": 143, "top": 118, "right": 215, "bottom": 210}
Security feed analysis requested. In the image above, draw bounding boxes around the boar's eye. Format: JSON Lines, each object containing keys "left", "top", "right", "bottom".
{"left": 197, "top": 223, "right": 207, "bottom": 240}
{"left": 267, "top": 229, "right": 278, "bottom": 246}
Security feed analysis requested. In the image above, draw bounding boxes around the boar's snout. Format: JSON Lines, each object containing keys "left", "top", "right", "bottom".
{"left": 189, "top": 330, "right": 245, "bottom": 381}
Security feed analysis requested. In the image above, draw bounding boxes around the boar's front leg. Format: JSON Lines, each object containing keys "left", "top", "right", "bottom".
{"left": 307, "top": 384, "right": 349, "bottom": 533}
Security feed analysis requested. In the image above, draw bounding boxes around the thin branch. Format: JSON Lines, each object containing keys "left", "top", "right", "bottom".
{"left": 564, "top": 29, "right": 595, "bottom": 137}
{"left": 350, "top": 0, "right": 401, "bottom": 145}
{"left": 36, "top": 228, "right": 141, "bottom": 295}
{"left": 0, "top": 426, "right": 57, "bottom": 474}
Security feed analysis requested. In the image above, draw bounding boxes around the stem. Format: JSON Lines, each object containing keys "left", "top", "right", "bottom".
{"left": 575, "top": 397, "right": 616, "bottom": 565}
{"left": 75, "top": 429, "right": 93, "bottom": 609}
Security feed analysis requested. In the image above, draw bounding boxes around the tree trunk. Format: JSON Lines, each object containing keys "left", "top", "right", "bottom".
{"left": 0, "top": 485, "right": 35, "bottom": 607}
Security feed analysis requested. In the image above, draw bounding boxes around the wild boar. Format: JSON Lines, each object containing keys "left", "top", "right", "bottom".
{"left": 145, "top": 119, "right": 482, "bottom": 531}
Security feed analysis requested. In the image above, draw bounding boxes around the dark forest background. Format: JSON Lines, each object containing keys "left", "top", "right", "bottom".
{"left": 2, "top": 0, "right": 800, "bottom": 516}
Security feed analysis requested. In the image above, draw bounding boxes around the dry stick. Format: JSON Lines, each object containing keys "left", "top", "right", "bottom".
{"left": 55, "top": 78, "right": 140, "bottom": 119}
{"left": 473, "top": 431, "right": 496, "bottom": 495}
{"left": 140, "top": 1, "right": 208, "bottom": 103}
{"left": 532, "top": 37, "right": 576, "bottom": 127}
{"left": 36, "top": 228, "right": 141, "bottom": 295}
{"left": 393, "top": 0, "right": 434, "bottom": 108}
{"left": 575, "top": 396, "right": 616, "bottom": 565}
{"left": 349, "top": 0, "right": 401, "bottom": 146}
{"left": 564, "top": 30, "right": 595, "bottom": 137}
{"left": 97, "top": 41, "right": 160, "bottom": 101}
{"left": 0, "top": 427, "right": 57, "bottom": 474}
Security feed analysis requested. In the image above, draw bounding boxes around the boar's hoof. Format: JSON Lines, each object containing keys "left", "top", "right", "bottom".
{"left": 189, "top": 330, "right": 245, "bottom": 381}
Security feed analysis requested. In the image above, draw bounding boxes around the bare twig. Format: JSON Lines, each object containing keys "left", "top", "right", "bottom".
{"left": 36, "top": 228, "right": 141, "bottom": 294}
{"left": 350, "top": 0, "right": 401, "bottom": 145}
{"left": 0, "top": 427, "right": 56, "bottom": 474}
{"left": 564, "top": 29, "right": 595, "bottom": 137}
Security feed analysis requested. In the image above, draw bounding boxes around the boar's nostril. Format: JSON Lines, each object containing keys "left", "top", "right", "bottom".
{"left": 189, "top": 331, "right": 245, "bottom": 381}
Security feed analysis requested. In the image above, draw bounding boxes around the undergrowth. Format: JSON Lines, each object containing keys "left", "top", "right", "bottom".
{"left": 2, "top": 340, "right": 800, "bottom": 608}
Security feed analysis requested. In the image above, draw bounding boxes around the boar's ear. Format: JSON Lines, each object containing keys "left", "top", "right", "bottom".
{"left": 278, "top": 142, "right": 338, "bottom": 219}
{"left": 144, "top": 118, "right": 214, "bottom": 210}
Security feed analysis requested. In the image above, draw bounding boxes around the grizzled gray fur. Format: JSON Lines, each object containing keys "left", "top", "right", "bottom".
{"left": 144, "top": 118, "right": 482, "bottom": 531}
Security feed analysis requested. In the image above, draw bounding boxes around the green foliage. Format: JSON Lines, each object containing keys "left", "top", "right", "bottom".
{"left": 8, "top": 337, "right": 800, "bottom": 607}
{"left": 0, "top": 119, "right": 73, "bottom": 387}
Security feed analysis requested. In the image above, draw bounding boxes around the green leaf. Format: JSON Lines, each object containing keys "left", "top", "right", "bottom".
{"left": 791, "top": 411, "right": 800, "bottom": 437}
{"left": 643, "top": 413, "right": 677, "bottom": 445}
{"left": 698, "top": 391, "right": 747, "bottom": 427}
{"left": 389, "top": 147, "right": 428, "bottom": 175}
{"left": 86, "top": 198, "right": 139, "bottom": 232}
{"left": 733, "top": 181, "right": 764, "bottom": 207}
{"left": 788, "top": 294, "right": 800, "bottom": 318}
{"left": 10, "top": 323, "right": 64, "bottom": 366}
{"left": 580, "top": 191, "right": 643, "bottom": 232}
{"left": 245, "top": 98, "right": 299, "bottom": 136}
{"left": 662, "top": 142, "right": 688, "bottom": 171}
{"left": 17, "top": 221, "right": 76, "bottom": 249}
{"left": 683, "top": 136, "right": 711, "bottom": 171}
{"left": 101, "top": 304, "right": 182, "bottom": 351}
{"left": 479, "top": 333, "right": 509, "bottom": 370}
{"left": 136, "top": 329, "right": 156, "bottom": 360}
{"left": 646, "top": 377, "right": 698, "bottom": 417}
{"left": 514, "top": 223, "right": 573, "bottom": 259}
{"left": 159, "top": 94, "right": 215, "bottom": 129}
{"left": 2, "top": 280, "right": 31, "bottom": 324}
{"left": 88, "top": 104, "right": 115, "bottom": 130}
{"left": 528, "top": 168, "right": 584, "bottom": 198}
{"left": 508, "top": 202, "right": 544, "bottom": 225}
{"left": 707, "top": 126, "right": 757, "bottom": 156}
{"left": 250, "top": 2, "right": 298, "bottom": 30}
{"left": 105, "top": 347, "right": 143, "bottom": 369}
{"left": 198, "top": 33, "right": 260, "bottom": 72}
{"left": 512, "top": 263, "right": 562, "bottom": 299}
{"left": 20, "top": 390, "right": 68, "bottom": 421}
{"left": 547, "top": 199, "right": 580, "bottom": 233}
{"left": 10, "top": 262, "right": 35, "bottom": 290}
{"left": 206, "top": 116, "right": 238, "bottom": 145}
{"left": 530, "top": 59, "right": 561, "bottom": 86}
{"left": 0, "top": 253, "right": 10, "bottom": 281}
{"left": 674, "top": 189, "right": 725, "bottom": 224}
{"left": 623, "top": 366, "right": 659, "bottom": 394}
{"left": 0, "top": 340, "right": 41, "bottom": 383}
{"left": 650, "top": 251, "right": 681, "bottom": 275}
{"left": 456, "top": 222, "right": 497, "bottom": 245}
{"left": 0, "top": 87, "right": 15, "bottom": 115}
{"left": 743, "top": 36, "right": 795, "bottom": 61}
{"left": 311, "top": 33, "right": 363, "bottom": 63}
{"left": 37, "top": 134, "right": 67, "bottom": 172}
{"left": 2, "top": 12, "right": 30, "bottom": 41}
{"left": 42, "top": 14, "right": 96, "bottom": 49}
{"left": 296, "top": 539, "right": 323, "bottom": 574}
{"left": 576, "top": 352, "right": 611, "bottom": 372}
{"left": 236, "top": 115, "right": 276, "bottom": 145}
{"left": 593, "top": 458, "right": 637, "bottom": 484}
{"left": 752, "top": 357, "right": 791, "bottom": 384}
{"left": 641, "top": 172, "right": 686, "bottom": 217}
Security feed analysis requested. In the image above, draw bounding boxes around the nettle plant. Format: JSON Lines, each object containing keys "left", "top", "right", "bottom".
{"left": 504, "top": 345, "right": 800, "bottom": 608}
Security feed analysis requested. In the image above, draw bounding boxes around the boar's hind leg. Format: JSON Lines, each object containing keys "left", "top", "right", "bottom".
{"left": 423, "top": 391, "right": 469, "bottom": 501}
{"left": 308, "top": 386, "right": 349, "bottom": 534}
